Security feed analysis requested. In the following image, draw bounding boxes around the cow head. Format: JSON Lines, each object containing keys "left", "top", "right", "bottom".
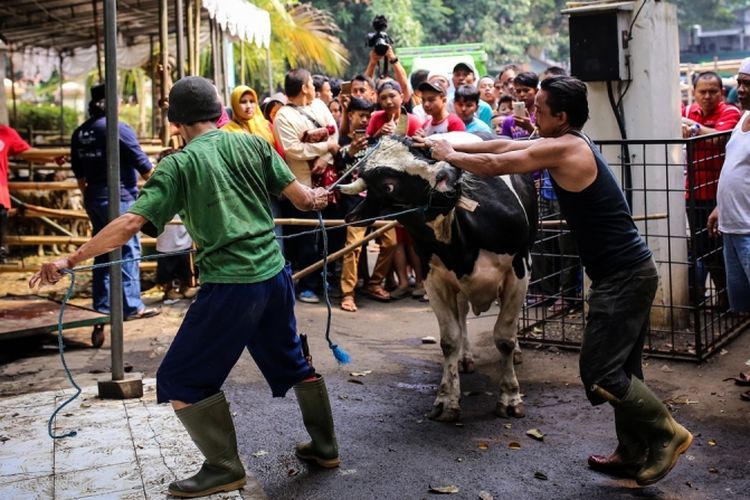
{"left": 342, "top": 133, "right": 479, "bottom": 224}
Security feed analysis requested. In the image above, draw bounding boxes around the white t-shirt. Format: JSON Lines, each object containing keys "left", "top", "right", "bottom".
{"left": 156, "top": 215, "right": 193, "bottom": 252}
{"left": 717, "top": 111, "right": 750, "bottom": 234}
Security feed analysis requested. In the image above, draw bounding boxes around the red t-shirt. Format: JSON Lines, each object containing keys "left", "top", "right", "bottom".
{"left": 0, "top": 126, "right": 31, "bottom": 209}
{"left": 366, "top": 110, "right": 423, "bottom": 137}
{"left": 422, "top": 113, "right": 466, "bottom": 135}
{"left": 685, "top": 101, "right": 741, "bottom": 200}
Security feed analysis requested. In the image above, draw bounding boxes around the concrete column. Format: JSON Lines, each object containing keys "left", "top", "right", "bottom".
{"left": 581, "top": 1, "right": 687, "bottom": 327}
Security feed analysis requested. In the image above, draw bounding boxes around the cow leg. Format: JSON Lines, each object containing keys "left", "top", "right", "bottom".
{"left": 456, "top": 293, "right": 474, "bottom": 374}
{"left": 494, "top": 273, "right": 529, "bottom": 419}
{"left": 425, "top": 276, "right": 463, "bottom": 423}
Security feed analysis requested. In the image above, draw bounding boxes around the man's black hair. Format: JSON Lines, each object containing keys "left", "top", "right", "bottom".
{"left": 347, "top": 96, "right": 374, "bottom": 113}
{"left": 454, "top": 84, "right": 480, "bottom": 104}
{"left": 313, "top": 74, "right": 330, "bottom": 92}
{"left": 540, "top": 76, "right": 589, "bottom": 128}
{"left": 410, "top": 69, "right": 429, "bottom": 91}
{"left": 694, "top": 71, "right": 723, "bottom": 90}
{"left": 285, "top": 68, "right": 311, "bottom": 97}
{"left": 498, "top": 94, "right": 514, "bottom": 105}
{"left": 352, "top": 73, "right": 375, "bottom": 90}
{"left": 544, "top": 66, "right": 567, "bottom": 77}
{"left": 513, "top": 71, "right": 539, "bottom": 89}
{"left": 498, "top": 64, "right": 521, "bottom": 79}
{"left": 330, "top": 78, "right": 342, "bottom": 98}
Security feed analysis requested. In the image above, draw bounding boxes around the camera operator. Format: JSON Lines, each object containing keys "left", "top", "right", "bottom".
{"left": 365, "top": 46, "right": 411, "bottom": 109}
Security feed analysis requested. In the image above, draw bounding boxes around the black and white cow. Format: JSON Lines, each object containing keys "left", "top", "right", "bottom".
{"left": 340, "top": 134, "right": 537, "bottom": 421}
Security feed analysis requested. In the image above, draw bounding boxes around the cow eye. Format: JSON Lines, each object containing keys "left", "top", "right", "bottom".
{"left": 383, "top": 183, "right": 395, "bottom": 193}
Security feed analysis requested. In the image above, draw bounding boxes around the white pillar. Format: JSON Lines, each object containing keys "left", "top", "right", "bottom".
{"left": 581, "top": 1, "right": 687, "bottom": 327}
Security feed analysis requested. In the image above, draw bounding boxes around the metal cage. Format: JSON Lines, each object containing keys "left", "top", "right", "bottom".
{"left": 518, "top": 132, "right": 750, "bottom": 362}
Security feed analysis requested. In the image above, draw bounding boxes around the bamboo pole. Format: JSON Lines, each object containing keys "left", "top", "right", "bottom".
{"left": 186, "top": 0, "right": 195, "bottom": 75}
{"left": 0, "top": 261, "right": 156, "bottom": 273}
{"left": 6, "top": 235, "right": 157, "bottom": 246}
{"left": 538, "top": 212, "right": 667, "bottom": 228}
{"left": 292, "top": 221, "right": 399, "bottom": 281}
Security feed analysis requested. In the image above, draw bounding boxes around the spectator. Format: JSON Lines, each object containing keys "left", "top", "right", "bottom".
{"left": 367, "top": 80, "right": 423, "bottom": 138}
{"left": 682, "top": 71, "right": 740, "bottom": 308}
{"left": 448, "top": 63, "right": 493, "bottom": 126}
{"left": 478, "top": 76, "right": 498, "bottom": 110}
{"left": 313, "top": 74, "right": 333, "bottom": 105}
{"left": 328, "top": 98, "right": 343, "bottom": 129}
{"left": 418, "top": 80, "right": 465, "bottom": 135}
{"left": 329, "top": 78, "right": 342, "bottom": 99}
{"left": 273, "top": 69, "right": 340, "bottom": 303}
{"left": 351, "top": 74, "right": 377, "bottom": 103}
{"left": 223, "top": 85, "right": 281, "bottom": 154}
{"left": 70, "top": 83, "right": 159, "bottom": 322}
{"left": 496, "top": 64, "right": 521, "bottom": 99}
{"left": 541, "top": 65, "right": 567, "bottom": 80}
{"left": 491, "top": 94, "right": 515, "bottom": 134}
{"left": 410, "top": 69, "right": 430, "bottom": 108}
{"left": 454, "top": 85, "right": 492, "bottom": 134}
{"left": 501, "top": 71, "right": 539, "bottom": 139}
{"left": 707, "top": 58, "right": 750, "bottom": 400}
{"left": 365, "top": 47, "right": 411, "bottom": 106}
{"left": 261, "top": 93, "right": 287, "bottom": 124}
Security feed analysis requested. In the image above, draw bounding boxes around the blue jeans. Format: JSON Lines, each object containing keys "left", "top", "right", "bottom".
{"left": 84, "top": 197, "right": 145, "bottom": 316}
{"left": 723, "top": 233, "right": 750, "bottom": 313}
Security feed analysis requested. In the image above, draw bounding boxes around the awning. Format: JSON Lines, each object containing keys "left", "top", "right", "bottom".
{"left": 203, "top": 0, "right": 271, "bottom": 48}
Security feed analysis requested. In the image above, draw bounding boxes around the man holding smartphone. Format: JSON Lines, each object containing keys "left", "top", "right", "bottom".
{"left": 501, "top": 71, "right": 539, "bottom": 139}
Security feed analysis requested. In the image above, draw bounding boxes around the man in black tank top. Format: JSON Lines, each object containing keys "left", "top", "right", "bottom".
{"left": 424, "top": 76, "right": 692, "bottom": 486}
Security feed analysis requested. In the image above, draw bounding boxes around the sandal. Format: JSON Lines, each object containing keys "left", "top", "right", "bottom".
{"left": 723, "top": 372, "right": 750, "bottom": 386}
{"left": 390, "top": 287, "right": 411, "bottom": 300}
{"left": 741, "top": 390, "right": 750, "bottom": 402}
{"left": 366, "top": 286, "right": 391, "bottom": 302}
{"left": 340, "top": 295, "right": 357, "bottom": 313}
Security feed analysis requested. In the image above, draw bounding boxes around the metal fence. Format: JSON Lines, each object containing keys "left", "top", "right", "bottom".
{"left": 518, "top": 131, "right": 750, "bottom": 362}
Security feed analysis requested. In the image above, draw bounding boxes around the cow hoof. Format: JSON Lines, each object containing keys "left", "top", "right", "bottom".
{"left": 459, "top": 358, "right": 475, "bottom": 374}
{"left": 495, "top": 402, "right": 525, "bottom": 419}
{"left": 427, "top": 404, "right": 461, "bottom": 422}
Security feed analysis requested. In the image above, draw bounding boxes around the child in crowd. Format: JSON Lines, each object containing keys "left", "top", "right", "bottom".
{"left": 417, "top": 81, "right": 465, "bottom": 135}
{"left": 453, "top": 85, "right": 492, "bottom": 134}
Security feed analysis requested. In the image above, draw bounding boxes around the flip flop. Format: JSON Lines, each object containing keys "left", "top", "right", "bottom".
{"left": 366, "top": 286, "right": 391, "bottom": 302}
{"left": 741, "top": 390, "right": 750, "bottom": 402}
{"left": 389, "top": 287, "right": 411, "bottom": 300}
{"left": 722, "top": 372, "right": 750, "bottom": 386}
{"left": 340, "top": 296, "right": 357, "bottom": 313}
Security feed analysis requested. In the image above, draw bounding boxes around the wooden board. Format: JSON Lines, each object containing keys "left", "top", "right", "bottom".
{"left": 0, "top": 295, "right": 109, "bottom": 340}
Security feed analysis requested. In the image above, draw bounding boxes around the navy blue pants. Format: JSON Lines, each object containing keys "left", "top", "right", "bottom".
{"left": 156, "top": 264, "right": 314, "bottom": 404}
{"left": 85, "top": 197, "right": 145, "bottom": 316}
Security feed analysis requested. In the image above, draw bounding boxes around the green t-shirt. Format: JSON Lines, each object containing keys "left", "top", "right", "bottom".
{"left": 129, "top": 129, "right": 296, "bottom": 283}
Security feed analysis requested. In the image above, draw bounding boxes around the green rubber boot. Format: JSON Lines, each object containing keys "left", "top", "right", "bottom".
{"left": 168, "top": 392, "right": 246, "bottom": 498}
{"left": 618, "top": 378, "right": 693, "bottom": 486}
{"left": 294, "top": 375, "right": 340, "bottom": 468}
{"left": 587, "top": 406, "right": 647, "bottom": 477}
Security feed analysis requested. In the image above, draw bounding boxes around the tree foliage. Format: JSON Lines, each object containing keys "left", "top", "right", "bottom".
{"left": 674, "top": 0, "right": 749, "bottom": 32}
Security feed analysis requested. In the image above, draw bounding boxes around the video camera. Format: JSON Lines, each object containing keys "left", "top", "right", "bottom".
{"left": 366, "top": 15, "right": 394, "bottom": 56}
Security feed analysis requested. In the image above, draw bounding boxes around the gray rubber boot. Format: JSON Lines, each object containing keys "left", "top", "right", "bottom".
{"left": 617, "top": 378, "right": 693, "bottom": 486}
{"left": 294, "top": 375, "right": 340, "bottom": 468}
{"left": 168, "top": 392, "right": 246, "bottom": 498}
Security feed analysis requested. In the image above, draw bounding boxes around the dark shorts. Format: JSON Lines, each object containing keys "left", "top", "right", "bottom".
{"left": 580, "top": 258, "right": 658, "bottom": 405}
{"left": 156, "top": 264, "right": 314, "bottom": 404}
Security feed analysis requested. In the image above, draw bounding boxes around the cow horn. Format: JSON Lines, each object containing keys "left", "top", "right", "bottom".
{"left": 338, "top": 178, "right": 368, "bottom": 195}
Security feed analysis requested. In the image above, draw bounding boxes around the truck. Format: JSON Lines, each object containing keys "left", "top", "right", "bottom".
{"left": 396, "top": 43, "right": 489, "bottom": 79}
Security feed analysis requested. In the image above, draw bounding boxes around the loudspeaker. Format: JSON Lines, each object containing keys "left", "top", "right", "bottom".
{"left": 569, "top": 10, "right": 630, "bottom": 81}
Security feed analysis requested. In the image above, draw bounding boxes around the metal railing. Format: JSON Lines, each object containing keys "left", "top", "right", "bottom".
{"left": 519, "top": 131, "right": 750, "bottom": 362}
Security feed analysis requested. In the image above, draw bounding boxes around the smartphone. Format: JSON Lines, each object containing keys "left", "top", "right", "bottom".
{"left": 341, "top": 81, "right": 352, "bottom": 96}
{"left": 354, "top": 128, "right": 367, "bottom": 139}
{"left": 513, "top": 101, "right": 526, "bottom": 117}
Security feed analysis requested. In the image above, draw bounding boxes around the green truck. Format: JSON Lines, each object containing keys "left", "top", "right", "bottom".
{"left": 397, "top": 43, "right": 489, "bottom": 79}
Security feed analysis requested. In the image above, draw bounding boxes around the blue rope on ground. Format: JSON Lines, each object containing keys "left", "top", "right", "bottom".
{"left": 46, "top": 206, "right": 425, "bottom": 438}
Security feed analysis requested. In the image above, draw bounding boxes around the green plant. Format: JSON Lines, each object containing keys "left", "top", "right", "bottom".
{"left": 11, "top": 102, "right": 79, "bottom": 135}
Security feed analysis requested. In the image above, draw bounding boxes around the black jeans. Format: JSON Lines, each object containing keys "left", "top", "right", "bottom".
{"left": 580, "top": 258, "right": 658, "bottom": 405}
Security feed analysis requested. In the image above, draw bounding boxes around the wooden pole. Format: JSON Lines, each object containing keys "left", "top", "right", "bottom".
{"left": 150, "top": 35, "right": 157, "bottom": 137}
{"left": 195, "top": 0, "right": 202, "bottom": 75}
{"left": 292, "top": 221, "right": 399, "bottom": 281}
{"left": 8, "top": 44, "right": 18, "bottom": 128}
{"left": 159, "top": 0, "right": 170, "bottom": 146}
{"left": 58, "top": 52, "right": 65, "bottom": 140}
{"left": 6, "top": 235, "right": 157, "bottom": 246}
{"left": 175, "top": 0, "right": 186, "bottom": 80}
{"left": 186, "top": 0, "right": 195, "bottom": 75}
{"left": 92, "top": 0, "right": 103, "bottom": 82}
{"left": 240, "top": 41, "right": 245, "bottom": 85}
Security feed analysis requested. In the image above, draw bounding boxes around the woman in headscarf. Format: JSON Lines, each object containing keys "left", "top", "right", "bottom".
{"left": 223, "top": 85, "right": 283, "bottom": 156}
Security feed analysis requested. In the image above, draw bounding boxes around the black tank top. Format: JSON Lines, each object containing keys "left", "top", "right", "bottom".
{"left": 550, "top": 130, "right": 651, "bottom": 281}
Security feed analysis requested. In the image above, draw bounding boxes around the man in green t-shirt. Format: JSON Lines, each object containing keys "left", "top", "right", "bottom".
{"left": 30, "top": 76, "right": 340, "bottom": 498}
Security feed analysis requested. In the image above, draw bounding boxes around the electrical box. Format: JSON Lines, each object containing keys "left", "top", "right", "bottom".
{"left": 568, "top": 8, "right": 633, "bottom": 81}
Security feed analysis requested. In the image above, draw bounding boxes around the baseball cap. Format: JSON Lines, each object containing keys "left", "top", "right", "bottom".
{"left": 452, "top": 62, "right": 474, "bottom": 74}
{"left": 417, "top": 81, "right": 446, "bottom": 96}
{"left": 376, "top": 79, "right": 402, "bottom": 95}
{"left": 740, "top": 57, "right": 750, "bottom": 75}
{"left": 167, "top": 76, "right": 223, "bottom": 124}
